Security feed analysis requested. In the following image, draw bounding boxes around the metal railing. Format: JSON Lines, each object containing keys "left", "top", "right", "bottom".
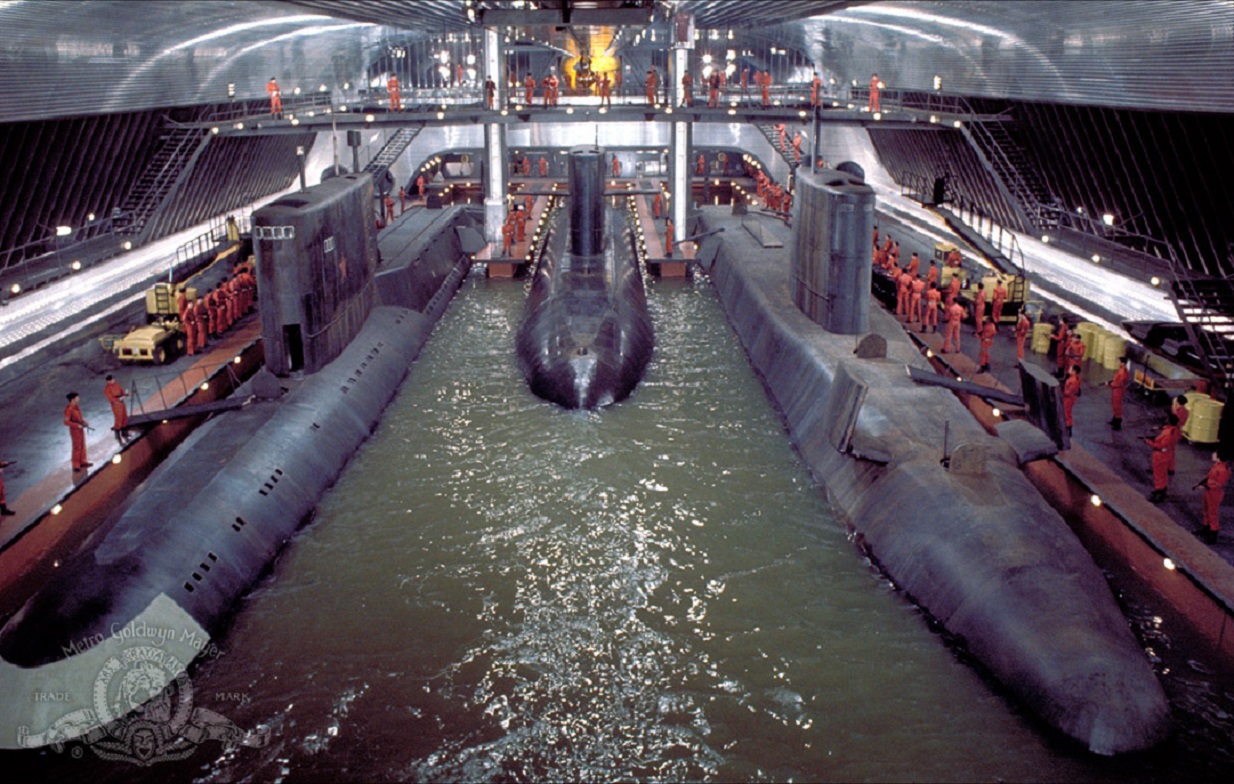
{"left": 949, "top": 192, "right": 1027, "bottom": 276}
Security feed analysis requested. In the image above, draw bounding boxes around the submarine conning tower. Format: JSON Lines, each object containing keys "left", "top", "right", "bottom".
{"left": 791, "top": 167, "right": 876, "bottom": 335}
{"left": 253, "top": 173, "right": 380, "bottom": 376}
{"left": 569, "top": 145, "right": 606, "bottom": 255}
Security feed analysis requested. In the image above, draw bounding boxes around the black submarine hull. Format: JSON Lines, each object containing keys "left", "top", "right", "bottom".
{"left": 515, "top": 146, "right": 654, "bottom": 409}
{"left": 0, "top": 184, "right": 474, "bottom": 747}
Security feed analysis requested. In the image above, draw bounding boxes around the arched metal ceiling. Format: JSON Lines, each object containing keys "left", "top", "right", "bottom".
{"left": 0, "top": 0, "right": 1230, "bottom": 123}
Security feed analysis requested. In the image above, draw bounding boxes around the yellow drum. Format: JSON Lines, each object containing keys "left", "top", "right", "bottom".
{"left": 1088, "top": 329, "right": 1108, "bottom": 364}
{"left": 1031, "top": 322, "right": 1053, "bottom": 354}
{"left": 1185, "top": 398, "right": 1223, "bottom": 444}
{"left": 1102, "top": 336, "right": 1127, "bottom": 369}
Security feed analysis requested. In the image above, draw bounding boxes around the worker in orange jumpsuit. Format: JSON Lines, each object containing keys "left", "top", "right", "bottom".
{"left": 653, "top": 191, "right": 662, "bottom": 219}
{"left": 1145, "top": 414, "right": 1180, "bottom": 501}
{"left": 541, "top": 73, "right": 552, "bottom": 106}
{"left": 906, "top": 252, "right": 920, "bottom": 278}
{"left": 926, "top": 260, "right": 939, "bottom": 289}
{"left": 485, "top": 77, "right": 496, "bottom": 109}
{"left": 740, "top": 67, "right": 750, "bottom": 102}
{"left": 397, "top": 186, "right": 407, "bottom": 214}
{"left": 388, "top": 74, "right": 402, "bottom": 111}
{"left": 538, "top": 157, "right": 548, "bottom": 178}
{"left": 1014, "top": 308, "right": 1031, "bottom": 360}
{"left": 791, "top": 132, "right": 802, "bottom": 163}
{"left": 0, "top": 458, "right": 15, "bottom": 516}
{"left": 1065, "top": 333, "right": 1086, "bottom": 376}
{"left": 524, "top": 193, "right": 533, "bottom": 214}
{"left": 908, "top": 275, "right": 925, "bottom": 324}
{"left": 384, "top": 194, "right": 395, "bottom": 224}
{"left": 1062, "top": 365, "right": 1082, "bottom": 435}
{"left": 895, "top": 269, "right": 912, "bottom": 317}
{"left": 64, "top": 392, "right": 91, "bottom": 471}
{"left": 599, "top": 74, "right": 612, "bottom": 107}
{"left": 524, "top": 74, "right": 536, "bottom": 104}
{"left": 1049, "top": 318, "right": 1070, "bottom": 375}
{"left": 811, "top": 72, "right": 822, "bottom": 107}
{"left": 774, "top": 123, "right": 787, "bottom": 152}
{"left": 945, "top": 274, "right": 961, "bottom": 308}
{"left": 1196, "top": 452, "right": 1229, "bottom": 543}
{"left": 514, "top": 207, "right": 527, "bottom": 242}
{"left": 681, "top": 72, "right": 693, "bottom": 107}
{"left": 991, "top": 280, "right": 1008, "bottom": 325}
{"left": 869, "top": 73, "right": 881, "bottom": 112}
{"left": 612, "top": 155, "right": 620, "bottom": 177}
{"left": 184, "top": 300, "right": 198, "bottom": 356}
{"left": 665, "top": 219, "right": 675, "bottom": 257}
{"left": 923, "top": 283, "right": 941, "bottom": 333}
{"left": 942, "top": 299, "right": 964, "bottom": 353}
{"left": 708, "top": 71, "right": 720, "bottom": 108}
{"left": 176, "top": 288, "right": 189, "bottom": 322}
{"left": 645, "top": 69, "right": 658, "bottom": 104}
{"left": 1105, "top": 355, "right": 1129, "bottom": 430}
{"left": 946, "top": 247, "right": 962, "bottom": 267}
{"left": 1171, "top": 395, "right": 1190, "bottom": 474}
{"left": 104, "top": 374, "right": 129, "bottom": 444}
{"left": 500, "top": 219, "right": 515, "bottom": 256}
{"left": 978, "top": 319, "right": 997, "bottom": 373}
{"left": 890, "top": 241, "right": 901, "bottom": 266}
{"left": 266, "top": 77, "right": 282, "bottom": 117}
{"left": 695, "top": 154, "right": 706, "bottom": 176}
{"left": 972, "top": 283, "right": 987, "bottom": 335}
{"left": 520, "top": 157, "right": 531, "bottom": 176}
{"left": 416, "top": 175, "right": 426, "bottom": 198}
{"left": 759, "top": 70, "right": 771, "bottom": 108}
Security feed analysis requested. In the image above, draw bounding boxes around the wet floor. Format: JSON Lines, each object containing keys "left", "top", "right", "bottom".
{"left": 8, "top": 270, "right": 1234, "bottom": 782}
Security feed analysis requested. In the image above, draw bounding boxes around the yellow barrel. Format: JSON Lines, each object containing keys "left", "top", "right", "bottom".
{"left": 1102, "top": 336, "right": 1127, "bottom": 369}
{"left": 1031, "top": 322, "right": 1053, "bottom": 353}
{"left": 1186, "top": 398, "right": 1223, "bottom": 444}
{"left": 1088, "top": 329, "right": 1108, "bottom": 364}
{"left": 1180, "top": 392, "right": 1209, "bottom": 440}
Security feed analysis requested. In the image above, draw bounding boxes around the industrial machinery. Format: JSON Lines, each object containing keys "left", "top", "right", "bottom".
{"left": 99, "top": 282, "right": 193, "bottom": 364}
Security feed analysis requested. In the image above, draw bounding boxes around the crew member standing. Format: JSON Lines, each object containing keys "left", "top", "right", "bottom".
{"left": 1062, "top": 365, "right": 1081, "bottom": 436}
{"left": 681, "top": 72, "right": 693, "bottom": 107}
{"left": 387, "top": 73, "right": 402, "bottom": 111}
{"left": 398, "top": 186, "right": 407, "bottom": 214}
{"left": 1065, "top": 332, "right": 1086, "bottom": 376}
{"left": 991, "top": 279, "right": 1008, "bottom": 325}
{"left": 538, "top": 156, "right": 548, "bottom": 178}
{"left": 513, "top": 206, "right": 527, "bottom": 242}
{"left": 0, "top": 458, "right": 14, "bottom": 516}
{"left": 524, "top": 73, "right": 536, "bottom": 104}
{"left": 708, "top": 70, "right": 720, "bottom": 108}
{"left": 759, "top": 70, "right": 771, "bottom": 108}
{"left": 978, "top": 319, "right": 997, "bottom": 373}
{"left": 811, "top": 71, "right": 822, "bottom": 107}
{"left": 645, "top": 69, "right": 658, "bottom": 104}
{"left": 942, "top": 299, "right": 964, "bottom": 353}
{"left": 64, "top": 392, "right": 91, "bottom": 471}
{"left": 1145, "top": 414, "right": 1181, "bottom": 502}
{"left": 1196, "top": 452, "right": 1229, "bottom": 543}
{"left": 501, "top": 218, "right": 515, "bottom": 256}
{"left": 869, "top": 73, "right": 881, "bottom": 112}
{"left": 923, "top": 283, "right": 941, "bottom": 333}
{"left": 909, "top": 275, "right": 925, "bottom": 324}
{"left": 485, "top": 77, "right": 496, "bottom": 109}
{"left": 266, "top": 77, "right": 282, "bottom": 117}
{"left": 1106, "top": 355, "right": 1129, "bottom": 430}
{"left": 1014, "top": 308, "right": 1031, "bottom": 360}
{"left": 665, "top": 219, "right": 675, "bottom": 257}
{"left": 611, "top": 155, "right": 621, "bottom": 178}
{"left": 416, "top": 174, "right": 426, "bottom": 198}
{"left": 653, "top": 191, "right": 663, "bottom": 219}
{"left": 972, "top": 283, "right": 987, "bottom": 335}
{"left": 104, "top": 374, "right": 129, "bottom": 444}
{"left": 1049, "top": 317, "right": 1070, "bottom": 376}
{"left": 599, "top": 73, "right": 612, "bottom": 107}
{"left": 384, "top": 193, "right": 395, "bottom": 224}
{"left": 1171, "top": 395, "right": 1190, "bottom": 474}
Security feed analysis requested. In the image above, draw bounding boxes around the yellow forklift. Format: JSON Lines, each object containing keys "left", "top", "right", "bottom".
{"left": 100, "top": 282, "right": 196, "bottom": 364}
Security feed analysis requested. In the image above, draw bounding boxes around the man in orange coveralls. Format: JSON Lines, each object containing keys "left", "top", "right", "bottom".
{"left": 1062, "top": 365, "right": 1081, "bottom": 436}
{"left": 1195, "top": 452, "right": 1229, "bottom": 543}
{"left": 387, "top": 73, "right": 402, "bottom": 110}
{"left": 104, "top": 374, "right": 129, "bottom": 444}
{"left": 266, "top": 77, "right": 282, "bottom": 117}
{"left": 942, "top": 299, "right": 964, "bottom": 353}
{"left": 1145, "top": 414, "right": 1181, "bottom": 502}
{"left": 64, "top": 392, "right": 91, "bottom": 471}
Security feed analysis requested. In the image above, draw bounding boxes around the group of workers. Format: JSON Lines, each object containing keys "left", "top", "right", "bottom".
{"left": 500, "top": 205, "right": 529, "bottom": 257}
{"left": 523, "top": 72, "right": 562, "bottom": 106}
{"left": 176, "top": 264, "right": 257, "bottom": 358}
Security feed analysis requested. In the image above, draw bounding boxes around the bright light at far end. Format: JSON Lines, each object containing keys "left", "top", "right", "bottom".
{"left": 111, "top": 454, "right": 122, "bottom": 465}
{"left": 1091, "top": 254, "right": 1100, "bottom": 263}
{"left": 1151, "top": 276, "right": 1161, "bottom": 287}
{"left": 71, "top": 260, "right": 82, "bottom": 271}
{"left": 365, "top": 114, "right": 376, "bottom": 122}
{"left": 1041, "top": 235, "right": 1050, "bottom": 244}
{"left": 56, "top": 225, "right": 73, "bottom": 236}
{"left": 1090, "top": 494, "right": 1102, "bottom": 507}
{"left": 1102, "top": 212, "right": 1115, "bottom": 226}
{"left": 872, "top": 112, "right": 881, "bottom": 121}
{"left": 1163, "top": 557, "right": 1176, "bottom": 571}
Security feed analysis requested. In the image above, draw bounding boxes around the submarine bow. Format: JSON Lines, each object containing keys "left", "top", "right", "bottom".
{"left": 515, "top": 145, "right": 654, "bottom": 409}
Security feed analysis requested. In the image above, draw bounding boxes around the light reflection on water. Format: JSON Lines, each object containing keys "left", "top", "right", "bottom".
{"left": 22, "top": 272, "right": 1146, "bottom": 783}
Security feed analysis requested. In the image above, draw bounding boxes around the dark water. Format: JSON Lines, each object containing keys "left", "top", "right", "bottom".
{"left": 11, "top": 271, "right": 1234, "bottom": 782}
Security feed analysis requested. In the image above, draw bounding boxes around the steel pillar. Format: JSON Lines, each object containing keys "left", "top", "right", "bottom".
{"left": 483, "top": 27, "right": 507, "bottom": 242}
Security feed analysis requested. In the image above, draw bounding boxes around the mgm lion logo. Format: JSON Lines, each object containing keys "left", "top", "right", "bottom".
{"left": 33, "top": 644, "right": 268, "bottom": 766}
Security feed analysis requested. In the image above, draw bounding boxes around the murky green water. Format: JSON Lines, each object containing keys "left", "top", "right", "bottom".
{"left": 20, "top": 270, "right": 1208, "bottom": 782}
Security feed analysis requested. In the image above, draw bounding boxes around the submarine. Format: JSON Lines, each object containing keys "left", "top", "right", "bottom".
{"left": 0, "top": 174, "right": 476, "bottom": 749}
{"left": 515, "top": 146, "right": 654, "bottom": 409}
{"left": 699, "top": 165, "right": 1171, "bottom": 755}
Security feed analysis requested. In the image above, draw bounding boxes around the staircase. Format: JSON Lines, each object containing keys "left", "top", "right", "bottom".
{"left": 363, "top": 126, "right": 422, "bottom": 178}
{"left": 752, "top": 121, "right": 799, "bottom": 171}
{"left": 1169, "top": 270, "right": 1234, "bottom": 393}
{"left": 118, "top": 125, "right": 211, "bottom": 239}
{"left": 963, "top": 117, "right": 1054, "bottom": 231}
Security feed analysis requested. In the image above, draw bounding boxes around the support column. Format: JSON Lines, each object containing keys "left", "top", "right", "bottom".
{"left": 670, "top": 45, "right": 690, "bottom": 235}
{"left": 483, "top": 27, "right": 507, "bottom": 243}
